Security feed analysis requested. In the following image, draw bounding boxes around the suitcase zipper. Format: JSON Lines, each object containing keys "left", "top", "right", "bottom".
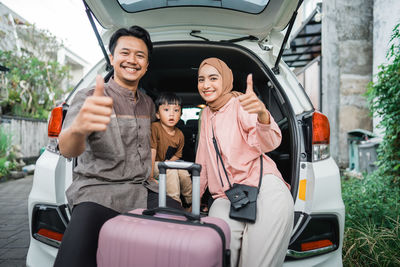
{"left": 124, "top": 212, "right": 230, "bottom": 267}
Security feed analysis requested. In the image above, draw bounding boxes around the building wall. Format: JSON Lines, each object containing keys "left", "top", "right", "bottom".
{"left": 296, "top": 57, "right": 321, "bottom": 110}
{"left": 372, "top": 0, "right": 400, "bottom": 136}
{"left": 0, "top": 2, "right": 89, "bottom": 93}
{"left": 0, "top": 3, "right": 25, "bottom": 53}
{"left": 322, "top": 0, "right": 373, "bottom": 167}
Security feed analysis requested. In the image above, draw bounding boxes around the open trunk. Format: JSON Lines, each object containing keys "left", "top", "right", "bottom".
{"left": 137, "top": 41, "right": 300, "bottom": 193}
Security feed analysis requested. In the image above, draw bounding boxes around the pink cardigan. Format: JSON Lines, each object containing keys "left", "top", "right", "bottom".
{"left": 196, "top": 97, "right": 288, "bottom": 199}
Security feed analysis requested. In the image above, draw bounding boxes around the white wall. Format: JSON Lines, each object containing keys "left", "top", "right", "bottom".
{"left": 372, "top": 0, "right": 400, "bottom": 136}
{"left": 322, "top": 0, "right": 373, "bottom": 167}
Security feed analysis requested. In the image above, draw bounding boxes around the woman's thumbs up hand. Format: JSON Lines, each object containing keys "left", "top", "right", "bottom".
{"left": 238, "top": 74, "right": 270, "bottom": 124}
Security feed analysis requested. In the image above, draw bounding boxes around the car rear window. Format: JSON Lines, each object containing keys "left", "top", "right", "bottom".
{"left": 117, "top": 0, "right": 269, "bottom": 14}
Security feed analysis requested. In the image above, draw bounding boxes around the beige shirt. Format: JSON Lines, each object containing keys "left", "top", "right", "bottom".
{"left": 62, "top": 78, "right": 158, "bottom": 213}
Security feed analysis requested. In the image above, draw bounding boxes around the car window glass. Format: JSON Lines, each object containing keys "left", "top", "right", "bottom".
{"left": 117, "top": 0, "right": 270, "bottom": 14}
{"left": 181, "top": 107, "right": 201, "bottom": 123}
{"left": 265, "top": 87, "right": 284, "bottom": 123}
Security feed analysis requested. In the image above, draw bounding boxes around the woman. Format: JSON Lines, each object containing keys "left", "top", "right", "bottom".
{"left": 196, "top": 58, "right": 294, "bottom": 267}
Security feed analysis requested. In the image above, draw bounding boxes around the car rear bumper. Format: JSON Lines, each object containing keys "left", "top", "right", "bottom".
{"left": 26, "top": 238, "right": 57, "bottom": 267}
{"left": 284, "top": 247, "right": 342, "bottom": 267}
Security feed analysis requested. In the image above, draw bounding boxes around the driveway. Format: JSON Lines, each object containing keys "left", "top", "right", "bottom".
{"left": 0, "top": 175, "right": 33, "bottom": 267}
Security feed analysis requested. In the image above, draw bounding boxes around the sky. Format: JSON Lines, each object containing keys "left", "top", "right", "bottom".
{"left": 1, "top": 0, "right": 103, "bottom": 66}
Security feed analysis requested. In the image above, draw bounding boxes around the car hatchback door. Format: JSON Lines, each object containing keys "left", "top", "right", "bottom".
{"left": 84, "top": 0, "right": 299, "bottom": 44}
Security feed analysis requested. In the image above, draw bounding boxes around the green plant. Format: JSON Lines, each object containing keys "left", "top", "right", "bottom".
{"left": 342, "top": 23, "right": 400, "bottom": 267}
{"left": 366, "top": 23, "right": 400, "bottom": 184}
{"left": 343, "top": 217, "right": 400, "bottom": 267}
{"left": 0, "top": 127, "right": 11, "bottom": 157}
{"left": 0, "top": 50, "right": 71, "bottom": 119}
{"left": 0, "top": 156, "right": 8, "bottom": 177}
{"left": 342, "top": 174, "right": 400, "bottom": 228}
{"left": 0, "top": 18, "right": 72, "bottom": 119}
{"left": 0, "top": 127, "right": 12, "bottom": 178}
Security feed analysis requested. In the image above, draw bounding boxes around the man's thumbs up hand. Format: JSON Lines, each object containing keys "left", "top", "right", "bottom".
{"left": 70, "top": 75, "right": 113, "bottom": 136}
{"left": 93, "top": 75, "right": 105, "bottom": 96}
{"left": 238, "top": 74, "right": 270, "bottom": 124}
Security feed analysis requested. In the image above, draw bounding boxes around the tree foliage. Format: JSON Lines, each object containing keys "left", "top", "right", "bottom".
{"left": 0, "top": 51, "right": 70, "bottom": 119}
{"left": 366, "top": 23, "right": 400, "bottom": 185}
{"left": 342, "top": 24, "right": 400, "bottom": 266}
{"left": 0, "top": 16, "right": 71, "bottom": 119}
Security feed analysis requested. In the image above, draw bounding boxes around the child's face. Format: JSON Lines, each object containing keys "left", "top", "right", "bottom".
{"left": 156, "top": 103, "right": 181, "bottom": 128}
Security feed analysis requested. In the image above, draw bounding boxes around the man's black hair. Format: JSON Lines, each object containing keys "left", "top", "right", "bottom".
{"left": 108, "top": 25, "right": 153, "bottom": 59}
{"left": 155, "top": 92, "right": 182, "bottom": 112}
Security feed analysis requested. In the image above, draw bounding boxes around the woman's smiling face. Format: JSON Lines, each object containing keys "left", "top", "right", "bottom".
{"left": 197, "top": 64, "right": 224, "bottom": 103}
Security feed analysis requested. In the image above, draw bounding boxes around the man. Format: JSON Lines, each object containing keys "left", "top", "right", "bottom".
{"left": 54, "top": 26, "right": 179, "bottom": 267}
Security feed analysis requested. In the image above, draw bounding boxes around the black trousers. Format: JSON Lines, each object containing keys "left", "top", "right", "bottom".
{"left": 54, "top": 191, "right": 181, "bottom": 267}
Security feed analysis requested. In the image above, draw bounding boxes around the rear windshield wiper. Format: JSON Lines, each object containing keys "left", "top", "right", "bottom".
{"left": 190, "top": 30, "right": 209, "bottom": 41}
{"left": 189, "top": 30, "right": 258, "bottom": 44}
{"left": 221, "top": 35, "right": 258, "bottom": 43}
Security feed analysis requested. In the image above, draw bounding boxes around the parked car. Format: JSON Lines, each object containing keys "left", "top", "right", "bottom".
{"left": 26, "top": 0, "right": 345, "bottom": 266}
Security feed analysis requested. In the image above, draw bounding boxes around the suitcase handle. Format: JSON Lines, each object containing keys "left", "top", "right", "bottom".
{"left": 157, "top": 161, "right": 202, "bottom": 216}
{"left": 142, "top": 207, "right": 200, "bottom": 222}
{"left": 157, "top": 161, "right": 201, "bottom": 176}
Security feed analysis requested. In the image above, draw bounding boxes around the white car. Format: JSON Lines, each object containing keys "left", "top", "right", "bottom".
{"left": 27, "top": 0, "right": 345, "bottom": 266}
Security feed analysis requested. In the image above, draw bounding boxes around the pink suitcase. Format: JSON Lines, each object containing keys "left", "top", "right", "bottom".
{"left": 97, "top": 161, "right": 231, "bottom": 267}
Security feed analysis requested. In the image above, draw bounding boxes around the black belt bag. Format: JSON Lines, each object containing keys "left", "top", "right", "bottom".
{"left": 212, "top": 127, "right": 263, "bottom": 223}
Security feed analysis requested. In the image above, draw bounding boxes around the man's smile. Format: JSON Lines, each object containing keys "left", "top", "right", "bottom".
{"left": 122, "top": 65, "right": 140, "bottom": 73}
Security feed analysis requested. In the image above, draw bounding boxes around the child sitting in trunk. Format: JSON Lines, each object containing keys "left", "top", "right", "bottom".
{"left": 150, "top": 92, "right": 192, "bottom": 208}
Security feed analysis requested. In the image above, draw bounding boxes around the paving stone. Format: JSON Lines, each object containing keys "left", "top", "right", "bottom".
{"left": 0, "top": 259, "right": 26, "bottom": 267}
{"left": 0, "top": 232, "right": 19, "bottom": 240}
{"left": 0, "top": 248, "right": 27, "bottom": 259}
{"left": 0, "top": 240, "right": 8, "bottom": 249}
{"left": 11, "top": 231, "right": 29, "bottom": 240}
{"left": 0, "top": 224, "right": 17, "bottom": 230}
{"left": 0, "top": 249, "right": 7, "bottom": 257}
{"left": 0, "top": 176, "right": 32, "bottom": 265}
{"left": 0, "top": 240, "right": 12, "bottom": 250}
{"left": 5, "top": 238, "right": 29, "bottom": 249}
{"left": 0, "top": 226, "right": 21, "bottom": 233}
{"left": 0, "top": 218, "right": 27, "bottom": 225}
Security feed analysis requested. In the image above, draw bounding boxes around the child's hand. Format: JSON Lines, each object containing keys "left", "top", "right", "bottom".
{"left": 185, "top": 206, "right": 192, "bottom": 213}
{"left": 148, "top": 176, "right": 158, "bottom": 184}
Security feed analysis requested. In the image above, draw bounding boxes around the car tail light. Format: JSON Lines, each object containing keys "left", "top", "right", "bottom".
{"left": 31, "top": 205, "right": 69, "bottom": 248}
{"left": 37, "top": 229, "right": 63, "bottom": 242}
{"left": 46, "top": 104, "right": 68, "bottom": 153}
{"left": 48, "top": 106, "right": 63, "bottom": 137}
{"left": 301, "top": 239, "right": 333, "bottom": 251}
{"left": 312, "top": 111, "right": 330, "bottom": 161}
{"left": 286, "top": 215, "right": 339, "bottom": 260}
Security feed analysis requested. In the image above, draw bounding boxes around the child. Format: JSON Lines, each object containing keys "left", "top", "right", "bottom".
{"left": 150, "top": 92, "right": 192, "bottom": 207}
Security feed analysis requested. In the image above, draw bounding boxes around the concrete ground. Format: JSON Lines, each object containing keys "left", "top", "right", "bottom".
{"left": 0, "top": 175, "right": 33, "bottom": 267}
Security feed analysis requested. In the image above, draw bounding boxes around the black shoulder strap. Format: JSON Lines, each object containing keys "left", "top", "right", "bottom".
{"left": 212, "top": 125, "right": 232, "bottom": 188}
